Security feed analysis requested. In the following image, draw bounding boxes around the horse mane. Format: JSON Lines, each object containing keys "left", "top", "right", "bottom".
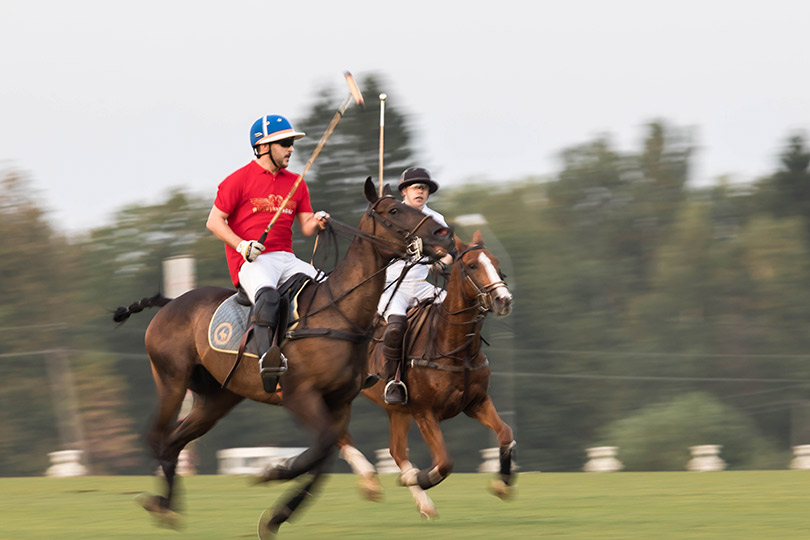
{"left": 112, "top": 293, "right": 171, "bottom": 324}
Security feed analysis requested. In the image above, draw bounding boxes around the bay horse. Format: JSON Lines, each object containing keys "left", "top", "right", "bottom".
{"left": 339, "top": 230, "right": 516, "bottom": 518}
{"left": 112, "top": 178, "right": 453, "bottom": 538}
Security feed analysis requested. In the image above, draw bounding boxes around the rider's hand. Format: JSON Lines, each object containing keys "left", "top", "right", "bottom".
{"left": 431, "top": 260, "right": 449, "bottom": 276}
{"left": 315, "top": 210, "right": 330, "bottom": 230}
{"left": 236, "top": 240, "right": 265, "bottom": 262}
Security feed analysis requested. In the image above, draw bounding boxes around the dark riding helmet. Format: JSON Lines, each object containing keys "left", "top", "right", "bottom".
{"left": 398, "top": 167, "right": 439, "bottom": 194}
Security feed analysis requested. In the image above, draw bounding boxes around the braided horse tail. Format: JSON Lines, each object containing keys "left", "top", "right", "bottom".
{"left": 113, "top": 293, "right": 171, "bottom": 323}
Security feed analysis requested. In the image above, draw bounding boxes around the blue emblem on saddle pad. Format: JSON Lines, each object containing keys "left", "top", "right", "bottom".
{"left": 208, "top": 294, "right": 257, "bottom": 357}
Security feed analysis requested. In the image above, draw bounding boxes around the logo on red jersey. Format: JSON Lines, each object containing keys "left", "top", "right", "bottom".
{"left": 250, "top": 194, "right": 296, "bottom": 215}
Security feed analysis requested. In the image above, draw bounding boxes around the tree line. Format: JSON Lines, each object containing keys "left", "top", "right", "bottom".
{"left": 2, "top": 73, "right": 810, "bottom": 475}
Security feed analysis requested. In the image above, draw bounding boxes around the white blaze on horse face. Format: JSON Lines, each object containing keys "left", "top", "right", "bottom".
{"left": 478, "top": 251, "right": 513, "bottom": 308}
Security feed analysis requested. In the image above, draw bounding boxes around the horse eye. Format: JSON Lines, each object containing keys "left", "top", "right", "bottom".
{"left": 468, "top": 263, "right": 478, "bottom": 269}
{"left": 389, "top": 207, "right": 399, "bottom": 215}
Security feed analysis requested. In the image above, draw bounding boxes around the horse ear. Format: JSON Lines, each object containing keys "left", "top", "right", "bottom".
{"left": 364, "top": 177, "right": 377, "bottom": 203}
{"left": 454, "top": 234, "right": 465, "bottom": 253}
{"left": 472, "top": 229, "right": 484, "bottom": 245}
{"left": 383, "top": 183, "right": 393, "bottom": 196}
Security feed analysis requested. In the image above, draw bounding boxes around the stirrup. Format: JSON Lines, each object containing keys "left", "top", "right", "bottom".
{"left": 259, "top": 347, "right": 287, "bottom": 393}
{"left": 383, "top": 380, "right": 408, "bottom": 405}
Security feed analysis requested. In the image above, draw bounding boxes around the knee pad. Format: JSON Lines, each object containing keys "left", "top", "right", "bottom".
{"left": 383, "top": 315, "right": 407, "bottom": 348}
{"left": 254, "top": 287, "right": 281, "bottom": 326}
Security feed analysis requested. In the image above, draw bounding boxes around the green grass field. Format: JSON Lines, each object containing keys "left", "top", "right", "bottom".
{"left": 0, "top": 472, "right": 808, "bottom": 539}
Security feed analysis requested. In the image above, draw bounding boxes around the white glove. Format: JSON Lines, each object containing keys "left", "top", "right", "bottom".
{"left": 236, "top": 240, "right": 265, "bottom": 262}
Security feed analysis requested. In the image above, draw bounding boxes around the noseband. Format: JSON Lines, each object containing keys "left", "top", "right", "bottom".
{"left": 457, "top": 246, "right": 509, "bottom": 313}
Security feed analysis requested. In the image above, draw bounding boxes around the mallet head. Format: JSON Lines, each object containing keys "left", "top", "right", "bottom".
{"left": 344, "top": 71, "right": 365, "bottom": 109}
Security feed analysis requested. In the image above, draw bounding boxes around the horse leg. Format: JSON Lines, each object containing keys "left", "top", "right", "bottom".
{"left": 257, "top": 403, "right": 350, "bottom": 539}
{"left": 139, "top": 385, "right": 244, "bottom": 525}
{"left": 387, "top": 410, "right": 437, "bottom": 518}
{"left": 337, "top": 434, "right": 382, "bottom": 502}
{"left": 257, "top": 447, "right": 336, "bottom": 540}
{"left": 255, "top": 390, "right": 342, "bottom": 483}
{"left": 407, "top": 411, "right": 454, "bottom": 491}
{"left": 465, "top": 395, "right": 517, "bottom": 499}
{"left": 138, "top": 368, "right": 188, "bottom": 526}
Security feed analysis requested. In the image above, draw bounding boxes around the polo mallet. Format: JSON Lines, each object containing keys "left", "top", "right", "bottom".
{"left": 258, "top": 71, "right": 365, "bottom": 244}
{"left": 378, "top": 93, "right": 387, "bottom": 197}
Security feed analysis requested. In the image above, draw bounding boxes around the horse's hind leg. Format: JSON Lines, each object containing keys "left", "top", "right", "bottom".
{"left": 138, "top": 365, "right": 189, "bottom": 523}
{"left": 140, "top": 379, "right": 244, "bottom": 523}
{"left": 465, "top": 395, "right": 517, "bottom": 499}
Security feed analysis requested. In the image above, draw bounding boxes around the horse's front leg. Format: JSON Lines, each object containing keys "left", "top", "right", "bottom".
{"left": 255, "top": 389, "right": 340, "bottom": 483}
{"left": 387, "top": 409, "right": 437, "bottom": 518}
{"left": 465, "top": 395, "right": 517, "bottom": 499}
{"left": 407, "top": 411, "right": 453, "bottom": 490}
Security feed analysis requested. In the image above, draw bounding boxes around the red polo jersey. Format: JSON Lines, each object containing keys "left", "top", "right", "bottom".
{"left": 214, "top": 160, "right": 313, "bottom": 286}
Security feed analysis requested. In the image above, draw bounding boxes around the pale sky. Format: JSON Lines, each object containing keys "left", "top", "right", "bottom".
{"left": 2, "top": 0, "right": 808, "bottom": 233}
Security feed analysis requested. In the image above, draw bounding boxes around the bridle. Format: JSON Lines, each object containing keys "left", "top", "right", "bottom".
{"left": 288, "top": 195, "right": 447, "bottom": 336}
{"left": 455, "top": 245, "right": 509, "bottom": 314}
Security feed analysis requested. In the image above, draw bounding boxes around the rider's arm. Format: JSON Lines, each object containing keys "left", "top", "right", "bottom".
{"left": 206, "top": 205, "right": 243, "bottom": 250}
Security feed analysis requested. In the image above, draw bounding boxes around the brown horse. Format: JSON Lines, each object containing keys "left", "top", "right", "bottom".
{"left": 112, "top": 178, "right": 453, "bottom": 538}
{"left": 339, "top": 230, "right": 515, "bottom": 518}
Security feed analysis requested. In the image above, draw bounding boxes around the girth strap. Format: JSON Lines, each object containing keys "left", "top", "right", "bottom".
{"left": 286, "top": 327, "right": 370, "bottom": 344}
{"left": 407, "top": 356, "right": 489, "bottom": 372}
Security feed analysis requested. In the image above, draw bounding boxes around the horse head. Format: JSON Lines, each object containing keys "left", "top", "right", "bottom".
{"left": 362, "top": 177, "right": 454, "bottom": 262}
{"left": 454, "top": 230, "right": 513, "bottom": 316}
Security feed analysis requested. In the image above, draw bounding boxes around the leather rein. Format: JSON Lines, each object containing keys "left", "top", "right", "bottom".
{"left": 286, "top": 196, "right": 438, "bottom": 343}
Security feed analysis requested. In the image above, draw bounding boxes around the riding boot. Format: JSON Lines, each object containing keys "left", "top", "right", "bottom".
{"left": 382, "top": 314, "right": 408, "bottom": 405}
{"left": 252, "top": 287, "right": 286, "bottom": 393}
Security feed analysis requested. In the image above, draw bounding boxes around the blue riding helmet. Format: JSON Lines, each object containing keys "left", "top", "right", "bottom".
{"left": 250, "top": 115, "right": 306, "bottom": 147}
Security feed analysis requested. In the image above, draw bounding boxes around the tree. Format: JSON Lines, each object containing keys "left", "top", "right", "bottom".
{"left": 294, "top": 72, "right": 417, "bottom": 235}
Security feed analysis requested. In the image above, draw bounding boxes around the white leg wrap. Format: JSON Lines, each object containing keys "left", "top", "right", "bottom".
{"left": 399, "top": 462, "right": 419, "bottom": 486}
{"left": 339, "top": 445, "right": 376, "bottom": 477}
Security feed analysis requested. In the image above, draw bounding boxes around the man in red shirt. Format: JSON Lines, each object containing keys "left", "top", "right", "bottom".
{"left": 206, "top": 114, "right": 329, "bottom": 392}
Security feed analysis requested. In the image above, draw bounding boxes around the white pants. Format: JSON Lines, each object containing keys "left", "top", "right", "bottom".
{"left": 378, "top": 279, "right": 446, "bottom": 320}
{"left": 238, "top": 251, "right": 318, "bottom": 303}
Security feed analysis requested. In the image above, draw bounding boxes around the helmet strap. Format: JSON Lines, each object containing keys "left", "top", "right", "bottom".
{"left": 253, "top": 144, "right": 282, "bottom": 172}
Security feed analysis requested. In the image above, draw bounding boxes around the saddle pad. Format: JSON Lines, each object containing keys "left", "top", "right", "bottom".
{"left": 208, "top": 294, "right": 258, "bottom": 358}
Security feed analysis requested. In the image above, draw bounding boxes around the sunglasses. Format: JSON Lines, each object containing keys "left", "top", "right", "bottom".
{"left": 274, "top": 138, "right": 295, "bottom": 148}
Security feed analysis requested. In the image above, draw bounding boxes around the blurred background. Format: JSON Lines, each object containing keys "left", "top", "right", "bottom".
{"left": 2, "top": 1, "right": 810, "bottom": 476}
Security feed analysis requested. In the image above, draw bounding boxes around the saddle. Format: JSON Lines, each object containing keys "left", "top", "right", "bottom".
{"left": 371, "top": 299, "right": 437, "bottom": 379}
{"left": 208, "top": 273, "right": 312, "bottom": 365}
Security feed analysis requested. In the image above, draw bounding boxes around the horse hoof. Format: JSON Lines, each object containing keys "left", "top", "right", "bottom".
{"left": 359, "top": 474, "right": 384, "bottom": 502}
{"left": 257, "top": 509, "right": 280, "bottom": 540}
{"left": 488, "top": 478, "right": 514, "bottom": 500}
{"left": 418, "top": 506, "right": 439, "bottom": 520}
{"left": 135, "top": 493, "right": 182, "bottom": 529}
{"left": 252, "top": 466, "right": 278, "bottom": 485}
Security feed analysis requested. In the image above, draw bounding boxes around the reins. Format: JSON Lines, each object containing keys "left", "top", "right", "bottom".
{"left": 410, "top": 244, "right": 510, "bottom": 369}
{"left": 286, "top": 198, "right": 438, "bottom": 343}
